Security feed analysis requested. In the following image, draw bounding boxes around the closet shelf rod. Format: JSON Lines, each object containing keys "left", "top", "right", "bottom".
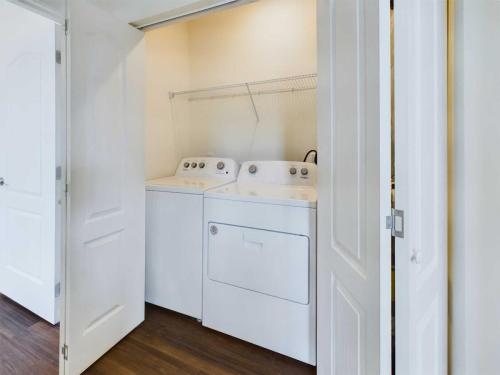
{"left": 188, "top": 86, "right": 316, "bottom": 102}
{"left": 168, "top": 73, "right": 317, "bottom": 99}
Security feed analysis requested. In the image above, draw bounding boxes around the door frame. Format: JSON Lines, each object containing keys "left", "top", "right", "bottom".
{"left": 56, "top": 17, "right": 69, "bottom": 375}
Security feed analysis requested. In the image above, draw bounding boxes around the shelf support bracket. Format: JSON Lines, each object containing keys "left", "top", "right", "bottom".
{"left": 245, "top": 83, "right": 260, "bottom": 123}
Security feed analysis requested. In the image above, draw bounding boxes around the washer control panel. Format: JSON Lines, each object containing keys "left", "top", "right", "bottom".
{"left": 176, "top": 157, "right": 239, "bottom": 180}
{"left": 238, "top": 161, "right": 317, "bottom": 186}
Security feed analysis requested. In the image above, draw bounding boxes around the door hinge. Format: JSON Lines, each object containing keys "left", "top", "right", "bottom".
{"left": 64, "top": 19, "right": 69, "bottom": 35}
{"left": 56, "top": 50, "right": 62, "bottom": 64}
{"left": 62, "top": 344, "right": 69, "bottom": 360}
{"left": 386, "top": 208, "right": 404, "bottom": 238}
{"left": 65, "top": 183, "right": 69, "bottom": 194}
{"left": 55, "top": 282, "right": 61, "bottom": 298}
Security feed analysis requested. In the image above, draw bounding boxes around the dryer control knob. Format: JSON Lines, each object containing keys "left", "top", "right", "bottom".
{"left": 191, "top": 162, "right": 198, "bottom": 168}
{"left": 217, "top": 161, "right": 225, "bottom": 170}
{"left": 248, "top": 164, "right": 258, "bottom": 174}
{"left": 289, "top": 167, "right": 297, "bottom": 175}
{"left": 199, "top": 162, "right": 206, "bottom": 169}
{"left": 184, "top": 162, "right": 190, "bottom": 168}
{"left": 301, "top": 168, "right": 309, "bottom": 176}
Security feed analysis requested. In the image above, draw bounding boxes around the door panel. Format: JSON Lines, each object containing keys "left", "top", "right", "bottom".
{"left": 317, "top": 0, "right": 392, "bottom": 374}
{"left": 208, "top": 223, "right": 310, "bottom": 304}
{"left": 394, "top": 1, "right": 448, "bottom": 374}
{"left": 0, "top": 0, "right": 58, "bottom": 324}
{"left": 65, "top": 1, "right": 145, "bottom": 373}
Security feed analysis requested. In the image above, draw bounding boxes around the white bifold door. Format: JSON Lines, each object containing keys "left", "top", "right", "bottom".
{"left": 63, "top": 0, "right": 145, "bottom": 374}
{"left": 317, "top": 0, "right": 448, "bottom": 374}
{"left": 0, "top": 1, "right": 59, "bottom": 324}
{"left": 316, "top": 0, "right": 392, "bottom": 374}
{"left": 394, "top": 1, "right": 448, "bottom": 374}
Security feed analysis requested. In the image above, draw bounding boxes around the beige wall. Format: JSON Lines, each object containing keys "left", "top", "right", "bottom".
{"left": 144, "top": 0, "right": 317, "bottom": 179}
{"left": 188, "top": 0, "right": 317, "bottom": 87}
{"left": 145, "top": 22, "right": 191, "bottom": 179}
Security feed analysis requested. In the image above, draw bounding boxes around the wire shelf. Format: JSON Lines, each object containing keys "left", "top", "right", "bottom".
{"left": 169, "top": 73, "right": 317, "bottom": 102}
{"left": 167, "top": 73, "right": 317, "bottom": 162}
{"left": 169, "top": 73, "right": 317, "bottom": 123}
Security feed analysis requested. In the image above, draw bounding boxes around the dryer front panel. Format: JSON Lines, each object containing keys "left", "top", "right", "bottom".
{"left": 207, "top": 223, "right": 309, "bottom": 305}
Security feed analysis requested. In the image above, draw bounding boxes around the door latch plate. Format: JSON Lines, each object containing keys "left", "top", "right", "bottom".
{"left": 386, "top": 208, "right": 404, "bottom": 238}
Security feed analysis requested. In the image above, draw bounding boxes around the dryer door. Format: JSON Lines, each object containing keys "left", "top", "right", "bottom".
{"left": 207, "top": 223, "right": 310, "bottom": 304}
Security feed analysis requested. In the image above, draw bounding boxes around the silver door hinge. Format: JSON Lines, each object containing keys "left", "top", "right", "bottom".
{"left": 56, "top": 50, "right": 62, "bottom": 64}
{"left": 55, "top": 282, "right": 61, "bottom": 298}
{"left": 62, "top": 344, "right": 69, "bottom": 360}
{"left": 65, "top": 183, "right": 69, "bottom": 194}
{"left": 64, "top": 19, "right": 69, "bottom": 35}
{"left": 386, "top": 208, "right": 404, "bottom": 238}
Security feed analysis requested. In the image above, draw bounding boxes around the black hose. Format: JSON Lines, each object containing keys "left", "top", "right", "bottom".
{"left": 303, "top": 150, "right": 317, "bottom": 164}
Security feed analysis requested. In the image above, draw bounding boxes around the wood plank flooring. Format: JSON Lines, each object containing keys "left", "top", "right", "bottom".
{"left": 0, "top": 298, "right": 315, "bottom": 375}
{"left": 85, "top": 304, "right": 316, "bottom": 375}
{"left": 0, "top": 294, "right": 59, "bottom": 375}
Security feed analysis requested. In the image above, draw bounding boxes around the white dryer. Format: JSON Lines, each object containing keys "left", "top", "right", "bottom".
{"left": 203, "top": 161, "right": 317, "bottom": 365}
{"left": 145, "top": 157, "right": 239, "bottom": 319}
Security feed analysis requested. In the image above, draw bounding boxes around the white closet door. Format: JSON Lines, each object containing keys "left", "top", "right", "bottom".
{"left": 0, "top": 1, "right": 57, "bottom": 324}
{"left": 64, "top": 1, "right": 145, "bottom": 374}
{"left": 317, "top": 0, "right": 392, "bottom": 374}
{"left": 394, "top": 1, "right": 448, "bottom": 374}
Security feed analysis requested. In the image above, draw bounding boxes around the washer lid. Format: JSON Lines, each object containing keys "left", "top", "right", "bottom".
{"left": 205, "top": 182, "right": 317, "bottom": 208}
{"left": 146, "top": 176, "right": 233, "bottom": 194}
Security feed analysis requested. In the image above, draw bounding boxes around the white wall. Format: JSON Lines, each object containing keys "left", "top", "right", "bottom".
{"left": 144, "top": 0, "right": 317, "bottom": 179}
{"left": 452, "top": 1, "right": 500, "bottom": 374}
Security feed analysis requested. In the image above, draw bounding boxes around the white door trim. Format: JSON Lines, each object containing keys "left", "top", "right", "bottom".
{"left": 56, "top": 16, "right": 68, "bottom": 375}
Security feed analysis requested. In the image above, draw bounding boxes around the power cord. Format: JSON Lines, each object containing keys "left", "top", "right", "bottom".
{"left": 303, "top": 150, "right": 317, "bottom": 164}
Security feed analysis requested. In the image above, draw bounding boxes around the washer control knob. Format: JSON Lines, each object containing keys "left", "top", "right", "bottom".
{"left": 184, "top": 162, "right": 190, "bottom": 168}
{"left": 191, "top": 162, "right": 198, "bottom": 168}
{"left": 289, "top": 167, "right": 297, "bottom": 175}
{"left": 199, "top": 162, "right": 206, "bottom": 169}
{"left": 301, "top": 168, "right": 309, "bottom": 176}
{"left": 217, "top": 161, "right": 225, "bottom": 170}
{"left": 248, "top": 164, "right": 258, "bottom": 174}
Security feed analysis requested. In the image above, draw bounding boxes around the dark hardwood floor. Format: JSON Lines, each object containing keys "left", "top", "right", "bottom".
{"left": 0, "top": 298, "right": 315, "bottom": 375}
{"left": 0, "top": 294, "right": 59, "bottom": 375}
{"left": 85, "top": 303, "right": 316, "bottom": 375}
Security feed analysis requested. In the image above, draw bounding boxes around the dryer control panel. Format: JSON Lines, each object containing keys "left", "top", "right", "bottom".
{"left": 238, "top": 161, "right": 317, "bottom": 186}
{"left": 176, "top": 157, "right": 239, "bottom": 180}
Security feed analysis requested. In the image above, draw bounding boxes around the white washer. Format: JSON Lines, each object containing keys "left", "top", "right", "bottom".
{"left": 145, "top": 157, "right": 239, "bottom": 319}
{"left": 203, "top": 161, "right": 317, "bottom": 365}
